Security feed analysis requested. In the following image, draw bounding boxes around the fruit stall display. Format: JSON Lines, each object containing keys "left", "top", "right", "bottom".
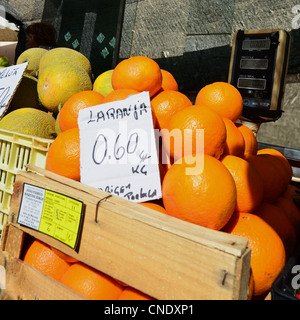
{"left": 0, "top": 47, "right": 299, "bottom": 300}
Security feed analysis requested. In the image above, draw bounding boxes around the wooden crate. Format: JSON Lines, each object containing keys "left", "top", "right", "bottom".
{"left": 0, "top": 165, "right": 251, "bottom": 300}
{"left": 0, "top": 230, "right": 86, "bottom": 300}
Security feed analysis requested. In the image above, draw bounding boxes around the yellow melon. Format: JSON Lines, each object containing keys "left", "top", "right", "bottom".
{"left": 37, "top": 62, "right": 92, "bottom": 113}
{"left": 93, "top": 69, "right": 114, "bottom": 96}
{"left": 0, "top": 108, "right": 56, "bottom": 139}
{"left": 16, "top": 48, "right": 48, "bottom": 77}
{"left": 39, "top": 47, "right": 92, "bottom": 78}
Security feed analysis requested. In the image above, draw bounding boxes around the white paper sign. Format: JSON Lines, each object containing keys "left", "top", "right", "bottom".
{"left": 17, "top": 183, "right": 45, "bottom": 230}
{"left": 0, "top": 62, "right": 28, "bottom": 118}
{"left": 78, "top": 91, "right": 162, "bottom": 202}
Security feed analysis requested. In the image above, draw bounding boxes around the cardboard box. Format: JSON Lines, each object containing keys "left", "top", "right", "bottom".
{"left": 0, "top": 27, "right": 18, "bottom": 65}
{"left": 0, "top": 41, "right": 17, "bottom": 65}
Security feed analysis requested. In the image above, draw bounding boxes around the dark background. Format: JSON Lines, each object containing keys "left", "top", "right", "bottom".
{"left": 41, "top": 0, "right": 125, "bottom": 80}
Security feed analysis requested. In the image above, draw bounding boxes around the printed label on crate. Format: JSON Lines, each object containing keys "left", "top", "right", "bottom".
{"left": 78, "top": 91, "right": 162, "bottom": 203}
{"left": 0, "top": 62, "right": 28, "bottom": 119}
{"left": 17, "top": 183, "right": 84, "bottom": 250}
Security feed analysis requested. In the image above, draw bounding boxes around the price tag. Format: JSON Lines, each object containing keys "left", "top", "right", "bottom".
{"left": 78, "top": 91, "right": 162, "bottom": 203}
{"left": 17, "top": 183, "right": 84, "bottom": 250}
{"left": 0, "top": 62, "right": 28, "bottom": 119}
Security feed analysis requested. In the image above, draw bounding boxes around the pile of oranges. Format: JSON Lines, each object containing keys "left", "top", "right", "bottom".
{"left": 23, "top": 238, "right": 154, "bottom": 300}
{"left": 44, "top": 55, "right": 300, "bottom": 299}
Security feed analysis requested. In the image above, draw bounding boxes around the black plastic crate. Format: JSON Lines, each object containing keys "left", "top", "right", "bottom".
{"left": 271, "top": 244, "right": 300, "bottom": 300}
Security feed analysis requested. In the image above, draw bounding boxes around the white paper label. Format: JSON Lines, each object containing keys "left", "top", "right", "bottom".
{"left": 18, "top": 184, "right": 45, "bottom": 230}
{"left": 0, "top": 62, "right": 28, "bottom": 118}
{"left": 78, "top": 91, "right": 162, "bottom": 202}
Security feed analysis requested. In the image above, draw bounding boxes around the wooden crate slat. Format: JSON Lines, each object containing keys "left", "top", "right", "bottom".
{"left": 0, "top": 246, "right": 86, "bottom": 300}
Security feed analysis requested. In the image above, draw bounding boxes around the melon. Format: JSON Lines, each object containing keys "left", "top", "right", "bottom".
{"left": 39, "top": 47, "right": 92, "bottom": 78}
{"left": 0, "top": 108, "right": 56, "bottom": 139}
{"left": 93, "top": 69, "right": 114, "bottom": 97}
{"left": 37, "top": 62, "right": 92, "bottom": 113}
{"left": 16, "top": 48, "right": 48, "bottom": 77}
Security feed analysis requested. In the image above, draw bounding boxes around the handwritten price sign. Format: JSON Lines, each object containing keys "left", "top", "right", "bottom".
{"left": 78, "top": 91, "right": 162, "bottom": 202}
{"left": 0, "top": 62, "right": 28, "bottom": 118}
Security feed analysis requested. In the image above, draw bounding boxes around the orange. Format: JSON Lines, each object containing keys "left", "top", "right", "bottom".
{"left": 158, "top": 144, "right": 173, "bottom": 181}
{"left": 283, "top": 184, "right": 300, "bottom": 206}
{"left": 257, "top": 148, "right": 293, "bottom": 182}
{"left": 151, "top": 90, "right": 192, "bottom": 129}
{"left": 159, "top": 142, "right": 174, "bottom": 168}
{"left": 61, "top": 262, "right": 123, "bottom": 300}
{"left": 259, "top": 153, "right": 290, "bottom": 193}
{"left": 246, "top": 154, "right": 287, "bottom": 203}
{"left": 163, "top": 105, "right": 227, "bottom": 161}
{"left": 111, "top": 56, "right": 162, "bottom": 97}
{"left": 222, "top": 118, "right": 245, "bottom": 157}
{"left": 248, "top": 270, "right": 254, "bottom": 300}
{"left": 195, "top": 82, "right": 243, "bottom": 123}
{"left": 160, "top": 69, "right": 178, "bottom": 91}
{"left": 221, "top": 155, "right": 264, "bottom": 213}
{"left": 158, "top": 160, "right": 168, "bottom": 183}
{"left": 23, "top": 240, "right": 70, "bottom": 281}
{"left": 140, "top": 202, "right": 167, "bottom": 214}
{"left": 46, "top": 127, "right": 80, "bottom": 181}
{"left": 114, "top": 279, "right": 128, "bottom": 287}
{"left": 118, "top": 286, "right": 154, "bottom": 300}
{"left": 222, "top": 212, "right": 286, "bottom": 296}
{"left": 59, "top": 90, "right": 104, "bottom": 131}
{"left": 100, "top": 88, "right": 139, "bottom": 104}
{"left": 254, "top": 202, "right": 296, "bottom": 258}
{"left": 162, "top": 154, "right": 236, "bottom": 230}
{"left": 51, "top": 247, "right": 79, "bottom": 263}
{"left": 275, "top": 196, "right": 300, "bottom": 236}
{"left": 236, "top": 123, "right": 258, "bottom": 156}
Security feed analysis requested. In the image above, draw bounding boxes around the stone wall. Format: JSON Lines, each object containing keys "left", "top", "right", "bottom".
{"left": 3, "top": 0, "right": 45, "bottom": 24}
{"left": 120, "top": 0, "right": 300, "bottom": 150}
{"left": 3, "top": 0, "right": 300, "bottom": 149}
